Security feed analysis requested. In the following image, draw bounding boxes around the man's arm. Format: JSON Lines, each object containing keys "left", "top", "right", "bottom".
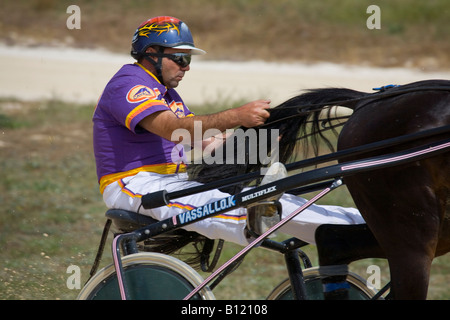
{"left": 138, "top": 99, "right": 271, "bottom": 143}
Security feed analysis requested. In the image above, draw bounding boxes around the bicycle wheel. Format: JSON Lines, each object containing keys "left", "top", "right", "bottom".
{"left": 267, "top": 266, "right": 379, "bottom": 300}
{"left": 78, "top": 252, "right": 215, "bottom": 300}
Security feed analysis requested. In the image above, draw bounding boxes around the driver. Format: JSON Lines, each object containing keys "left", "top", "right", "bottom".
{"left": 92, "top": 16, "right": 365, "bottom": 246}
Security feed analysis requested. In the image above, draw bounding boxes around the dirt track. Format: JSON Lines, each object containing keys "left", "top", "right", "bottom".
{"left": 1, "top": 45, "right": 449, "bottom": 106}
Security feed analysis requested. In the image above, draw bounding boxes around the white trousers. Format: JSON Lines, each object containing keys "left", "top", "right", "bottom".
{"left": 103, "top": 171, "right": 364, "bottom": 246}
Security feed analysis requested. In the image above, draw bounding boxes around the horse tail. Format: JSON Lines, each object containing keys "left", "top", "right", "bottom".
{"left": 187, "top": 87, "right": 369, "bottom": 192}
{"left": 280, "top": 88, "right": 369, "bottom": 157}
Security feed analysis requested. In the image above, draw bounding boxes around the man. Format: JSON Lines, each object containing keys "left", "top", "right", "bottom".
{"left": 93, "top": 16, "right": 364, "bottom": 246}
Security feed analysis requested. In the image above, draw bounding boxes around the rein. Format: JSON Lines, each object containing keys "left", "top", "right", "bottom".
{"left": 259, "top": 85, "right": 450, "bottom": 128}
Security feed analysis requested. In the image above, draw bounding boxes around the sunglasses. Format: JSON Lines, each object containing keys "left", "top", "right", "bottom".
{"left": 145, "top": 52, "right": 191, "bottom": 68}
{"left": 165, "top": 53, "right": 192, "bottom": 68}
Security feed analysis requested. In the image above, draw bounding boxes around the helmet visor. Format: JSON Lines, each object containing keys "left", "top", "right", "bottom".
{"left": 172, "top": 44, "right": 206, "bottom": 55}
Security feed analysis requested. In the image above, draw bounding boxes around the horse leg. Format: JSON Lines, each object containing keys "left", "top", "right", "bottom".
{"left": 387, "top": 248, "right": 434, "bottom": 299}
{"left": 387, "top": 158, "right": 450, "bottom": 299}
{"left": 358, "top": 212, "right": 437, "bottom": 300}
{"left": 344, "top": 165, "right": 442, "bottom": 300}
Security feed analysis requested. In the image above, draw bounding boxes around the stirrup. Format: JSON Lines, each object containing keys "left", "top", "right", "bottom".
{"left": 246, "top": 162, "right": 287, "bottom": 237}
{"left": 259, "top": 162, "right": 288, "bottom": 201}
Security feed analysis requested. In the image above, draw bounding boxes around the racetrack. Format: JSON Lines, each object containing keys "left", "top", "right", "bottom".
{"left": 1, "top": 44, "right": 449, "bottom": 107}
{"left": 1, "top": 44, "right": 450, "bottom": 300}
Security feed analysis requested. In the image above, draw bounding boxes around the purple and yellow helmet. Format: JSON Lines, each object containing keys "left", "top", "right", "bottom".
{"left": 131, "top": 16, "right": 206, "bottom": 59}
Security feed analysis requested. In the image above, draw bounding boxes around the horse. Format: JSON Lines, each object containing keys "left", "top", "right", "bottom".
{"left": 187, "top": 79, "right": 450, "bottom": 299}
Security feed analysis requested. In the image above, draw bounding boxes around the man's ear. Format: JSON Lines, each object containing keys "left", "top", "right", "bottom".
{"left": 145, "top": 46, "right": 158, "bottom": 54}
{"left": 143, "top": 46, "right": 160, "bottom": 63}
{"left": 139, "top": 48, "right": 152, "bottom": 65}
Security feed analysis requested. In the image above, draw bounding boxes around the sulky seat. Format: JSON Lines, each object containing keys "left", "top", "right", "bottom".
{"left": 105, "top": 208, "right": 159, "bottom": 233}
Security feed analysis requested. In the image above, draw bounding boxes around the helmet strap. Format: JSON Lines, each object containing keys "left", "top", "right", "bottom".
{"left": 143, "top": 46, "right": 165, "bottom": 84}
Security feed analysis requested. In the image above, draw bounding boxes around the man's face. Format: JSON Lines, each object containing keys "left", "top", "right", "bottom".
{"left": 144, "top": 47, "right": 191, "bottom": 89}
{"left": 161, "top": 48, "right": 191, "bottom": 89}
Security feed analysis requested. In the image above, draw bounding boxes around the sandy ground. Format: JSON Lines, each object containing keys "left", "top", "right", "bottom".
{"left": 1, "top": 44, "right": 449, "bottom": 107}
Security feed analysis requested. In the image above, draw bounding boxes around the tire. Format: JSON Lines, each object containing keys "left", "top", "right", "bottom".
{"left": 267, "top": 266, "right": 379, "bottom": 300}
{"left": 77, "top": 252, "right": 215, "bottom": 300}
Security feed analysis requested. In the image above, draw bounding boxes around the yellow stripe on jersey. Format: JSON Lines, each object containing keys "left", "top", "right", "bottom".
{"left": 125, "top": 99, "right": 166, "bottom": 130}
{"left": 135, "top": 62, "right": 161, "bottom": 83}
{"left": 99, "top": 163, "right": 186, "bottom": 193}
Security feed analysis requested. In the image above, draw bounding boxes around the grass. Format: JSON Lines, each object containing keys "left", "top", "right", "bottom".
{"left": 1, "top": 0, "right": 449, "bottom": 70}
{"left": 0, "top": 98, "right": 449, "bottom": 300}
{"left": 0, "top": 99, "right": 105, "bottom": 299}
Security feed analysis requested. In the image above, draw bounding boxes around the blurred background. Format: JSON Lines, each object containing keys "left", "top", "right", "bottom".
{"left": 0, "top": 0, "right": 449, "bottom": 300}
{"left": 2, "top": 0, "right": 449, "bottom": 69}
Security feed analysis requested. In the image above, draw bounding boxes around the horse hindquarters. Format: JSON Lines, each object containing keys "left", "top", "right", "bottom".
{"left": 336, "top": 85, "right": 450, "bottom": 299}
{"left": 343, "top": 161, "right": 443, "bottom": 299}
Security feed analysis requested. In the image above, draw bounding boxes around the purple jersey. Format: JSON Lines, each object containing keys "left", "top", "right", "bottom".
{"left": 93, "top": 63, "right": 193, "bottom": 192}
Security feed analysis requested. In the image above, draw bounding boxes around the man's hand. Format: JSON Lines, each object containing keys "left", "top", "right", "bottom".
{"left": 234, "top": 99, "right": 271, "bottom": 128}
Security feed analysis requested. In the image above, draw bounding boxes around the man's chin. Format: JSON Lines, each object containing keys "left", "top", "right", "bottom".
{"left": 167, "top": 81, "right": 180, "bottom": 89}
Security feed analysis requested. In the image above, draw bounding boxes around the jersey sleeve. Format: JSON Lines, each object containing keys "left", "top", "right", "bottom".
{"left": 106, "top": 82, "right": 170, "bottom": 133}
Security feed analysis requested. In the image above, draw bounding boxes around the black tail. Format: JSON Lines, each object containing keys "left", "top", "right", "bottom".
{"left": 187, "top": 87, "right": 369, "bottom": 193}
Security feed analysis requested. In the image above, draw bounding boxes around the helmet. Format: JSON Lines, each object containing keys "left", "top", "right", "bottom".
{"left": 131, "top": 16, "right": 206, "bottom": 59}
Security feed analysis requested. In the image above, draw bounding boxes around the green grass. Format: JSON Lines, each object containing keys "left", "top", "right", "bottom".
{"left": 1, "top": 98, "right": 449, "bottom": 300}
{"left": 1, "top": 0, "right": 449, "bottom": 69}
{"left": 0, "top": 99, "right": 105, "bottom": 299}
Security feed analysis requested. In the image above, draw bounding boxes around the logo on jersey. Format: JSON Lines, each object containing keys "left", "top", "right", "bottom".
{"left": 169, "top": 101, "right": 186, "bottom": 117}
{"left": 126, "top": 85, "right": 161, "bottom": 103}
